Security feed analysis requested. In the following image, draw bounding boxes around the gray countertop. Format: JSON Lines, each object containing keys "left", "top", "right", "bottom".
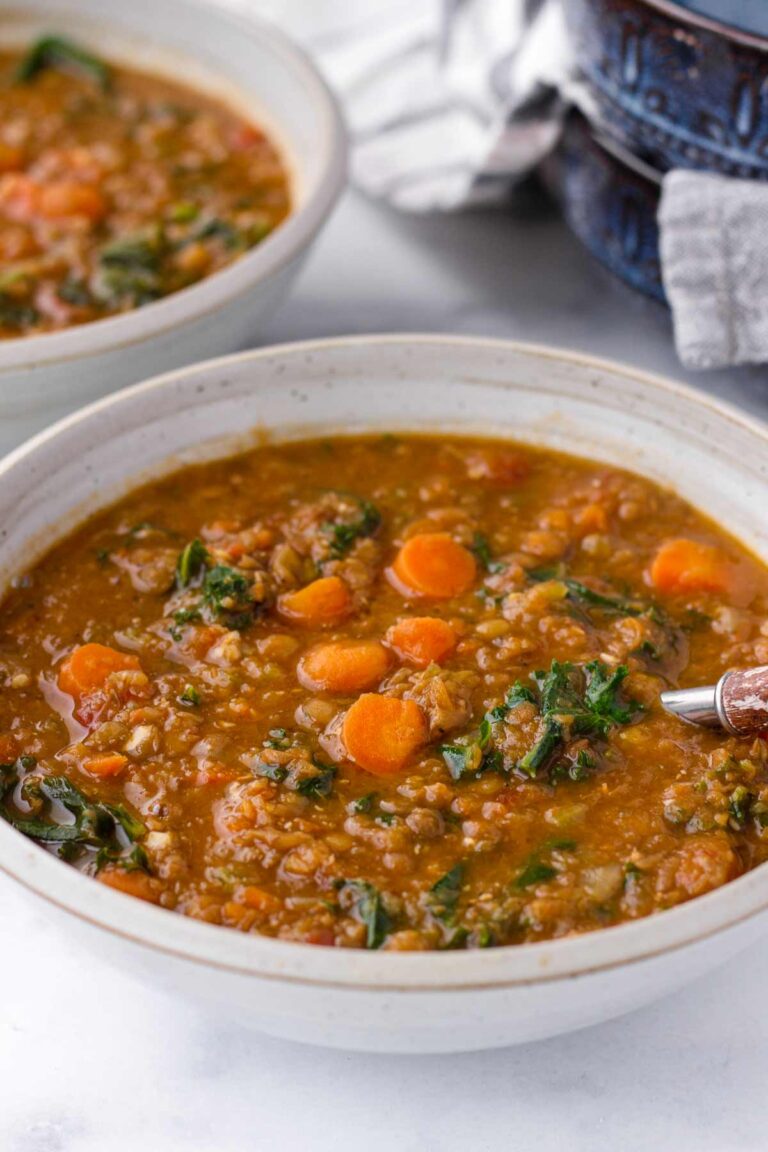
{"left": 3, "top": 187, "right": 768, "bottom": 1152}
{"left": 265, "top": 188, "right": 768, "bottom": 418}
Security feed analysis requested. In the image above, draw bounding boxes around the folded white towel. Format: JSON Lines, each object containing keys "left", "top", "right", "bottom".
{"left": 314, "top": 0, "right": 572, "bottom": 211}
{"left": 659, "top": 171, "right": 768, "bottom": 370}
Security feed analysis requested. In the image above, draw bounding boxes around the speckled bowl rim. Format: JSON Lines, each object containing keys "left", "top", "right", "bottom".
{"left": 0, "top": 0, "right": 347, "bottom": 377}
{"left": 1, "top": 334, "right": 768, "bottom": 992}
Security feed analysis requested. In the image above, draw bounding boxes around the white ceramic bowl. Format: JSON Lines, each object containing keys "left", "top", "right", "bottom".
{"left": 1, "top": 335, "right": 767, "bottom": 1054}
{"left": 0, "top": 0, "right": 346, "bottom": 453}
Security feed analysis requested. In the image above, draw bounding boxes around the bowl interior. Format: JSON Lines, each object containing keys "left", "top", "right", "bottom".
{"left": 1, "top": 335, "right": 768, "bottom": 989}
{"left": 0, "top": 0, "right": 315, "bottom": 201}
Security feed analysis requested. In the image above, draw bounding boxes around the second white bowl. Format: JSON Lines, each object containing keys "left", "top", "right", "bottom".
{"left": 0, "top": 0, "right": 347, "bottom": 453}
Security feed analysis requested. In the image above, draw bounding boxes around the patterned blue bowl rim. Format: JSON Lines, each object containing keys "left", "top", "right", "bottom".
{"left": 637, "top": 0, "right": 768, "bottom": 50}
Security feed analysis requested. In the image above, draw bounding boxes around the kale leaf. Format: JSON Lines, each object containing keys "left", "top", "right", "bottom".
{"left": 176, "top": 539, "right": 209, "bottom": 587}
{"left": 528, "top": 569, "right": 647, "bottom": 618}
{"left": 15, "top": 36, "right": 111, "bottom": 90}
{"left": 342, "top": 880, "right": 390, "bottom": 949}
{"left": 0, "top": 769, "right": 147, "bottom": 871}
{"left": 470, "top": 533, "right": 504, "bottom": 573}
{"left": 517, "top": 660, "right": 640, "bottom": 779}
{"left": 97, "top": 229, "right": 165, "bottom": 306}
{"left": 427, "top": 863, "right": 465, "bottom": 924}
{"left": 295, "top": 763, "right": 336, "bottom": 798}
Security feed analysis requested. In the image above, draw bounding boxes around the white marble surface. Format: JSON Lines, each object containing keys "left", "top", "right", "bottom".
{"left": 4, "top": 169, "right": 768, "bottom": 1152}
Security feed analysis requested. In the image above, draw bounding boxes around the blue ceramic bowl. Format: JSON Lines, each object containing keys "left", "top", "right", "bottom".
{"left": 542, "top": 111, "right": 665, "bottom": 302}
{"left": 565, "top": 0, "right": 768, "bottom": 179}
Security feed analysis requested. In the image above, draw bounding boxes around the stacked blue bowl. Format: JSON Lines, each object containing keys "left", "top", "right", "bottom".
{"left": 553, "top": 0, "right": 768, "bottom": 300}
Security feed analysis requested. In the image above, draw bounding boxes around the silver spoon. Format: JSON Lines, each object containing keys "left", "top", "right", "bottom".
{"left": 661, "top": 666, "right": 768, "bottom": 737}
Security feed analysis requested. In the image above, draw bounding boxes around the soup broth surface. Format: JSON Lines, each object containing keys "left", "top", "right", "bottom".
{"left": 0, "top": 37, "right": 290, "bottom": 337}
{"left": 2, "top": 433, "right": 767, "bottom": 951}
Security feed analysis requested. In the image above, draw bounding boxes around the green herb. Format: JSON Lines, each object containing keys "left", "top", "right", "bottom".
{"left": 170, "top": 607, "right": 202, "bottom": 641}
{"left": 265, "top": 728, "right": 290, "bottom": 750}
{"left": 179, "top": 684, "right": 201, "bottom": 707}
{"left": 352, "top": 792, "right": 377, "bottom": 814}
{"left": 469, "top": 533, "right": 504, "bottom": 573}
{"left": 202, "top": 564, "right": 253, "bottom": 629}
{"left": 168, "top": 200, "right": 199, "bottom": 224}
{"left": 520, "top": 659, "right": 640, "bottom": 778}
{"left": 441, "top": 743, "right": 481, "bottom": 780}
{"left": 514, "top": 838, "right": 576, "bottom": 889}
{"left": 251, "top": 760, "right": 288, "bottom": 783}
{"left": 515, "top": 860, "right": 557, "bottom": 888}
{"left": 295, "top": 764, "right": 336, "bottom": 798}
{"left": 95, "top": 548, "right": 110, "bottom": 566}
{"left": 581, "top": 661, "right": 639, "bottom": 733}
{"left": 549, "top": 748, "right": 595, "bottom": 784}
{"left": 176, "top": 539, "right": 208, "bottom": 588}
{"left": 427, "top": 863, "right": 465, "bottom": 924}
{"left": 442, "top": 680, "right": 539, "bottom": 781}
{"left": 58, "top": 278, "right": 93, "bottom": 307}
{"left": 473, "top": 924, "right": 495, "bottom": 948}
{"left": 190, "top": 217, "right": 243, "bottom": 250}
{"left": 728, "top": 785, "right": 753, "bottom": 829}
{"left": 470, "top": 532, "right": 493, "bottom": 569}
{"left": 443, "top": 659, "right": 638, "bottom": 785}
{"left": 504, "top": 682, "right": 538, "bottom": 708}
{"left": 97, "top": 229, "right": 165, "bottom": 306}
{"left": 95, "top": 841, "right": 150, "bottom": 874}
{"left": 322, "top": 498, "right": 381, "bottom": 558}
{"left": 0, "top": 771, "right": 146, "bottom": 868}
{"left": 15, "top": 36, "right": 111, "bottom": 89}
{"left": 343, "top": 880, "right": 390, "bottom": 949}
{"left": 441, "top": 694, "right": 510, "bottom": 782}
{"left": 0, "top": 295, "right": 39, "bottom": 331}
{"left": 564, "top": 579, "right": 646, "bottom": 616}
{"left": 528, "top": 569, "right": 648, "bottom": 616}
{"left": 518, "top": 717, "right": 564, "bottom": 779}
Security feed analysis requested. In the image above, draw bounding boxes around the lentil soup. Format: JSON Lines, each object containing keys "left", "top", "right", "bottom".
{"left": 1, "top": 434, "right": 768, "bottom": 952}
{"left": 0, "top": 36, "right": 290, "bottom": 337}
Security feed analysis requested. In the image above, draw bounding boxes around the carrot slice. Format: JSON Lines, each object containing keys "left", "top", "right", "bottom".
{"left": 58, "top": 643, "right": 142, "bottom": 699}
{"left": 277, "top": 576, "right": 352, "bottom": 626}
{"left": 83, "top": 753, "right": 128, "bottom": 778}
{"left": 650, "top": 538, "right": 753, "bottom": 601}
{"left": 298, "top": 640, "right": 390, "bottom": 694}
{"left": 97, "top": 868, "right": 160, "bottom": 904}
{"left": 39, "top": 181, "right": 107, "bottom": 221}
{"left": 342, "top": 694, "right": 428, "bottom": 776}
{"left": 238, "top": 886, "right": 281, "bottom": 913}
{"left": 386, "top": 616, "right": 457, "bottom": 668}
{"left": 387, "top": 533, "right": 476, "bottom": 599}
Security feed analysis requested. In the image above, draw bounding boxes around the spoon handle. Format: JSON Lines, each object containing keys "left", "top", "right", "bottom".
{"left": 661, "top": 666, "right": 768, "bottom": 737}
{"left": 719, "top": 666, "right": 768, "bottom": 737}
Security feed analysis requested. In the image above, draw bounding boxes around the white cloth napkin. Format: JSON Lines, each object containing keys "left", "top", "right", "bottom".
{"left": 313, "top": 0, "right": 572, "bottom": 211}
{"left": 241, "top": 0, "right": 768, "bottom": 370}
